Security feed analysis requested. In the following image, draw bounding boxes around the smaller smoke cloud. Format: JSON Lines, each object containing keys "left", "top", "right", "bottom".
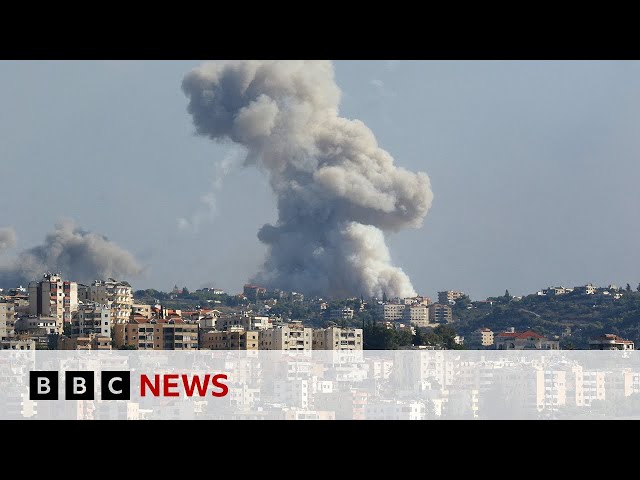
{"left": 0, "top": 227, "right": 17, "bottom": 254}
{"left": 177, "top": 149, "right": 243, "bottom": 232}
{"left": 0, "top": 220, "right": 143, "bottom": 287}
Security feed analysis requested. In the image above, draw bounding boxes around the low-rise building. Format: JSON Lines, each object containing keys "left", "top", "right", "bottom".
{"left": 376, "top": 303, "right": 406, "bottom": 322}
{"left": 589, "top": 334, "right": 635, "bottom": 350}
{"left": 329, "top": 307, "right": 354, "bottom": 321}
{"left": 312, "top": 327, "right": 363, "bottom": 350}
{"left": 0, "top": 339, "right": 35, "bottom": 350}
{"left": 495, "top": 330, "right": 560, "bottom": 350}
{"left": 471, "top": 328, "right": 494, "bottom": 347}
{"left": 58, "top": 334, "right": 112, "bottom": 350}
{"left": 438, "top": 290, "right": 465, "bottom": 304}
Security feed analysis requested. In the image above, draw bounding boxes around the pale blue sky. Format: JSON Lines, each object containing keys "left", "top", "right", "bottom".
{"left": 1, "top": 60, "right": 639, "bottom": 299}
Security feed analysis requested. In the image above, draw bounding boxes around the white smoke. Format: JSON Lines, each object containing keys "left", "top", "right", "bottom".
{"left": 0, "top": 220, "right": 143, "bottom": 287}
{"left": 182, "top": 60, "right": 433, "bottom": 298}
{"left": 177, "top": 148, "right": 243, "bottom": 232}
{"left": 0, "top": 227, "right": 17, "bottom": 254}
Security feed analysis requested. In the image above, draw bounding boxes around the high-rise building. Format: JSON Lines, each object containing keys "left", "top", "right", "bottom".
{"left": 88, "top": 279, "right": 133, "bottom": 325}
{"left": 28, "top": 273, "right": 78, "bottom": 323}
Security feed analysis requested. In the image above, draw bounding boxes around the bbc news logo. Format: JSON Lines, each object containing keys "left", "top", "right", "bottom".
{"left": 30, "top": 371, "right": 131, "bottom": 400}
{"left": 29, "top": 371, "right": 229, "bottom": 400}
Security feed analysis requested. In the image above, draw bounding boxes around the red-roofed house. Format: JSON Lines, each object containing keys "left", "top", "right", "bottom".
{"left": 589, "top": 334, "right": 634, "bottom": 350}
{"left": 495, "top": 330, "right": 559, "bottom": 350}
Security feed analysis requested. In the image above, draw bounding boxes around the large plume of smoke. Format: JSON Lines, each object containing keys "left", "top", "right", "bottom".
{"left": 0, "top": 227, "right": 17, "bottom": 254}
{"left": 182, "top": 60, "right": 433, "bottom": 298}
{"left": 0, "top": 220, "right": 143, "bottom": 287}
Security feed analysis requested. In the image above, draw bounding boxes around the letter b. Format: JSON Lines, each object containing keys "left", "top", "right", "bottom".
{"left": 65, "top": 372, "right": 94, "bottom": 400}
{"left": 30, "top": 371, "right": 58, "bottom": 400}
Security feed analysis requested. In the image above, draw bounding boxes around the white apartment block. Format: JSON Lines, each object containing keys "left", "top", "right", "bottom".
{"left": 71, "top": 303, "right": 111, "bottom": 337}
{"left": 29, "top": 273, "right": 78, "bottom": 323}
{"left": 329, "top": 307, "right": 354, "bottom": 321}
{"left": 216, "top": 314, "right": 271, "bottom": 331}
{"left": 89, "top": 279, "right": 133, "bottom": 325}
{"left": 312, "top": 327, "right": 363, "bottom": 350}
{"left": 259, "top": 324, "right": 313, "bottom": 350}
{"left": 402, "top": 304, "right": 429, "bottom": 327}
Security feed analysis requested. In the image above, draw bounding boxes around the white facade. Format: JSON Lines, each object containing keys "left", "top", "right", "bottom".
{"left": 329, "top": 307, "right": 354, "bottom": 321}
{"left": 89, "top": 279, "right": 133, "bottom": 325}
{"left": 28, "top": 273, "right": 78, "bottom": 322}
{"left": 312, "top": 327, "right": 363, "bottom": 350}
{"left": 376, "top": 303, "right": 406, "bottom": 321}
{"left": 259, "top": 324, "right": 313, "bottom": 350}
{"left": 402, "top": 304, "right": 429, "bottom": 327}
{"left": 71, "top": 303, "right": 111, "bottom": 337}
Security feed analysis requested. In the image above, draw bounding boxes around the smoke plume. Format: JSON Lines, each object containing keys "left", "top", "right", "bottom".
{"left": 182, "top": 60, "right": 433, "bottom": 298}
{"left": 0, "top": 227, "right": 17, "bottom": 254}
{"left": 0, "top": 220, "right": 143, "bottom": 287}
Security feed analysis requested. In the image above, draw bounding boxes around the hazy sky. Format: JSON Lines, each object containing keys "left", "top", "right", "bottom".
{"left": 1, "top": 60, "right": 639, "bottom": 300}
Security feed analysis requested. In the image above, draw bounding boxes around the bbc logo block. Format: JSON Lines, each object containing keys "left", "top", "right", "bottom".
{"left": 29, "top": 371, "right": 131, "bottom": 400}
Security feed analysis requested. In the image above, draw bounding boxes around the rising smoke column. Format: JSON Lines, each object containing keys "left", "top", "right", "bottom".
{"left": 0, "top": 227, "right": 17, "bottom": 254}
{"left": 0, "top": 220, "right": 143, "bottom": 287}
{"left": 182, "top": 61, "right": 433, "bottom": 298}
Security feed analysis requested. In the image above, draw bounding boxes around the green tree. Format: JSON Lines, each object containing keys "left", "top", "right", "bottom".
{"left": 504, "top": 289, "right": 512, "bottom": 300}
{"left": 627, "top": 283, "right": 632, "bottom": 292}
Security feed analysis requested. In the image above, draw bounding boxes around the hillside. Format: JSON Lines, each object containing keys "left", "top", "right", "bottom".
{"left": 452, "top": 290, "right": 640, "bottom": 348}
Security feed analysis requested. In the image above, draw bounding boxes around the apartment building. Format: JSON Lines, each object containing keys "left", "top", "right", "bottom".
{"left": 113, "top": 319, "right": 198, "bottom": 350}
{"left": 402, "top": 304, "right": 429, "bottom": 327}
{"left": 438, "top": 290, "right": 465, "bottom": 304}
{"left": 376, "top": 303, "right": 406, "bottom": 321}
{"left": 312, "top": 327, "right": 363, "bottom": 350}
{"left": 329, "top": 307, "right": 354, "bottom": 321}
{"left": 28, "top": 273, "right": 78, "bottom": 323}
{"left": 0, "top": 302, "right": 14, "bottom": 340}
{"left": 200, "top": 327, "right": 259, "bottom": 350}
{"left": 259, "top": 323, "right": 312, "bottom": 350}
{"left": 88, "top": 279, "right": 133, "bottom": 325}
{"left": 471, "top": 328, "right": 495, "bottom": 347}
{"left": 428, "top": 303, "right": 452, "bottom": 324}
{"left": 0, "top": 339, "right": 35, "bottom": 350}
{"left": 71, "top": 303, "right": 111, "bottom": 337}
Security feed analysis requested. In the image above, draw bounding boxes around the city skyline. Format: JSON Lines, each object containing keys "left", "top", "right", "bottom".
{"left": 1, "top": 60, "right": 639, "bottom": 299}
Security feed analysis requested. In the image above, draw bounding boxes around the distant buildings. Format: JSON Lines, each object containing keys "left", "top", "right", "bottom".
{"left": 313, "top": 327, "right": 363, "bottom": 350}
{"left": 329, "top": 307, "right": 354, "bottom": 321}
{"left": 495, "top": 330, "right": 559, "bottom": 350}
{"left": 201, "top": 327, "right": 259, "bottom": 350}
{"left": 28, "top": 273, "right": 78, "bottom": 323}
{"left": 589, "top": 334, "right": 634, "bottom": 350}
{"left": 428, "top": 303, "right": 452, "bottom": 324}
{"left": 243, "top": 284, "right": 266, "bottom": 301}
{"left": 88, "top": 279, "right": 133, "bottom": 325}
{"left": 71, "top": 303, "right": 111, "bottom": 337}
{"left": 402, "top": 304, "right": 429, "bottom": 328}
{"left": 438, "top": 290, "right": 465, "bottom": 304}
{"left": 259, "top": 323, "right": 313, "bottom": 350}
{"left": 112, "top": 319, "right": 198, "bottom": 350}
{"left": 376, "top": 303, "right": 406, "bottom": 322}
{"left": 0, "top": 302, "right": 14, "bottom": 340}
{"left": 471, "top": 328, "right": 494, "bottom": 347}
